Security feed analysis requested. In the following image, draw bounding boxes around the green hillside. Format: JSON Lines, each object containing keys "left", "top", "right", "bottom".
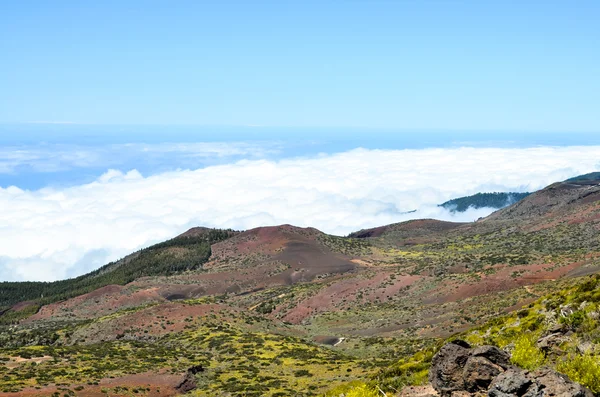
{"left": 0, "top": 229, "right": 236, "bottom": 318}
{"left": 440, "top": 192, "right": 531, "bottom": 212}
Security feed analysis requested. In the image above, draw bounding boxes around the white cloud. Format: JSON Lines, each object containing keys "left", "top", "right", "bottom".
{"left": 1, "top": 146, "right": 599, "bottom": 281}
{"left": 0, "top": 142, "right": 280, "bottom": 174}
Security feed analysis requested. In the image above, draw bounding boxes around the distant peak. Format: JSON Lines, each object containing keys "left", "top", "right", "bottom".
{"left": 177, "top": 227, "right": 213, "bottom": 238}
{"left": 243, "top": 224, "right": 323, "bottom": 237}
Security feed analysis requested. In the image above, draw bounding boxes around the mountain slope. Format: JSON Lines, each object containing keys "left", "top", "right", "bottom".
{"left": 2, "top": 176, "right": 600, "bottom": 396}
{"left": 367, "top": 274, "right": 600, "bottom": 395}
{"left": 486, "top": 177, "right": 600, "bottom": 222}
{"left": 0, "top": 228, "right": 236, "bottom": 317}
{"left": 348, "top": 219, "right": 465, "bottom": 240}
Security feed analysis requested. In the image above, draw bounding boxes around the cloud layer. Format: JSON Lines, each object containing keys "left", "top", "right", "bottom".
{"left": 2, "top": 146, "right": 599, "bottom": 281}
{"left": 0, "top": 141, "right": 281, "bottom": 174}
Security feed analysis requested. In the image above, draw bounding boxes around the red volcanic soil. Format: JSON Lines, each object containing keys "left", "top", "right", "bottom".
{"left": 524, "top": 201, "right": 600, "bottom": 232}
{"left": 71, "top": 302, "right": 233, "bottom": 344}
{"left": 277, "top": 272, "right": 422, "bottom": 324}
{"left": 24, "top": 225, "right": 361, "bottom": 324}
{"left": 350, "top": 219, "right": 466, "bottom": 239}
{"left": 208, "top": 225, "right": 321, "bottom": 261}
{"left": 207, "top": 224, "right": 358, "bottom": 283}
{"left": 223, "top": 225, "right": 302, "bottom": 255}
{"left": 26, "top": 285, "right": 166, "bottom": 322}
{"left": 3, "top": 371, "right": 182, "bottom": 397}
{"left": 424, "top": 260, "right": 590, "bottom": 306}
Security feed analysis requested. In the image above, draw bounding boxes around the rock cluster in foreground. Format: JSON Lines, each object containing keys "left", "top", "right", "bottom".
{"left": 426, "top": 340, "right": 592, "bottom": 397}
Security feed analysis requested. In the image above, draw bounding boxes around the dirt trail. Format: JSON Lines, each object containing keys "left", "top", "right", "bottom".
{"left": 248, "top": 293, "right": 286, "bottom": 311}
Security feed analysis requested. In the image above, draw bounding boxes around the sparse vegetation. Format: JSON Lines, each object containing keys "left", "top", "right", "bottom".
{"left": 344, "top": 274, "right": 600, "bottom": 395}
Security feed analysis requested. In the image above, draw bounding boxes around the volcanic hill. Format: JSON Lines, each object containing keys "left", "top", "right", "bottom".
{"left": 1, "top": 175, "right": 600, "bottom": 396}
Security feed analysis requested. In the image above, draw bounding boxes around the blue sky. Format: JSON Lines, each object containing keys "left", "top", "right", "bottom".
{"left": 1, "top": 1, "right": 599, "bottom": 130}
{"left": 1, "top": 2, "right": 600, "bottom": 281}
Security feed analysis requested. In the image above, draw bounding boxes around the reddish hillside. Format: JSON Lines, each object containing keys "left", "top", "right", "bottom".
{"left": 207, "top": 224, "right": 358, "bottom": 279}
{"left": 26, "top": 225, "right": 362, "bottom": 323}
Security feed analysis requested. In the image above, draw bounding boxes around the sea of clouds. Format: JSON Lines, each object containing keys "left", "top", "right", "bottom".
{"left": 1, "top": 145, "right": 599, "bottom": 282}
{"left": 0, "top": 141, "right": 281, "bottom": 174}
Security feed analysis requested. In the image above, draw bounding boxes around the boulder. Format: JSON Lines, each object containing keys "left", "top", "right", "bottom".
{"left": 471, "top": 346, "right": 511, "bottom": 369}
{"left": 531, "top": 368, "right": 593, "bottom": 397}
{"left": 429, "top": 341, "right": 511, "bottom": 396}
{"left": 429, "top": 341, "right": 472, "bottom": 396}
{"left": 176, "top": 364, "right": 204, "bottom": 393}
{"left": 429, "top": 342, "right": 592, "bottom": 397}
{"left": 488, "top": 369, "right": 538, "bottom": 397}
{"left": 575, "top": 341, "right": 594, "bottom": 355}
{"left": 488, "top": 367, "right": 593, "bottom": 397}
{"left": 463, "top": 356, "right": 505, "bottom": 393}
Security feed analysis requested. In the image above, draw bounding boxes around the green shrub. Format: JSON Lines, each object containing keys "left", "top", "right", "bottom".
{"left": 324, "top": 382, "right": 380, "bottom": 397}
{"left": 556, "top": 354, "right": 600, "bottom": 394}
{"left": 375, "top": 345, "right": 436, "bottom": 390}
{"left": 560, "top": 311, "right": 586, "bottom": 329}
{"left": 511, "top": 333, "right": 545, "bottom": 370}
{"left": 293, "top": 369, "right": 312, "bottom": 377}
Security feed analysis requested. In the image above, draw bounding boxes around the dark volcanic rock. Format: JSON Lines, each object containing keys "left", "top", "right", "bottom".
{"left": 430, "top": 341, "right": 592, "bottom": 397}
{"left": 547, "top": 323, "right": 567, "bottom": 334}
{"left": 488, "top": 369, "right": 537, "bottom": 397}
{"left": 463, "top": 356, "right": 505, "bottom": 393}
{"left": 429, "top": 340, "right": 472, "bottom": 396}
{"left": 471, "top": 346, "right": 511, "bottom": 369}
{"left": 430, "top": 341, "right": 512, "bottom": 396}
{"left": 176, "top": 364, "right": 204, "bottom": 393}
{"left": 489, "top": 367, "right": 593, "bottom": 397}
{"left": 531, "top": 368, "right": 593, "bottom": 397}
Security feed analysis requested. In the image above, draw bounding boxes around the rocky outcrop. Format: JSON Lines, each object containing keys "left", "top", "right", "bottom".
{"left": 428, "top": 341, "right": 592, "bottom": 397}
{"left": 176, "top": 364, "right": 204, "bottom": 393}
{"left": 534, "top": 321, "right": 576, "bottom": 358}
{"left": 429, "top": 340, "right": 471, "bottom": 395}
{"left": 400, "top": 385, "right": 439, "bottom": 397}
{"left": 536, "top": 333, "right": 569, "bottom": 353}
{"left": 429, "top": 341, "right": 511, "bottom": 396}
{"left": 489, "top": 368, "right": 593, "bottom": 397}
